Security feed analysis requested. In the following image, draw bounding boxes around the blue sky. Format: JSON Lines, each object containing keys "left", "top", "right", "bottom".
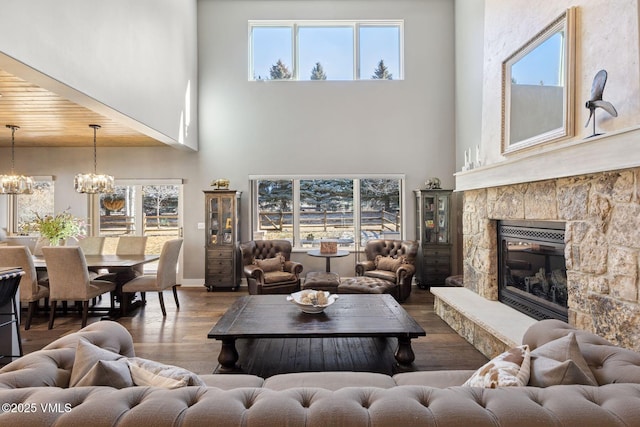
{"left": 251, "top": 24, "right": 401, "bottom": 80}
{"left": 511, "top": 31, "right": 563, "bottom": 86}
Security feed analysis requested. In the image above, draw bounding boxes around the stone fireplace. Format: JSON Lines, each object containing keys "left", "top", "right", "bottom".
{"left": 462, "top": 167, "right": 640, "bottom": 352}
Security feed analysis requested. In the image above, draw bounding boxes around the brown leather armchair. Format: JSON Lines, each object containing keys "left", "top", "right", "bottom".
{"left": 239, "top": 240, "right": 303, "bottom": 295}
{"left": 355, "top": 239, "right": 418, "bottom": 302}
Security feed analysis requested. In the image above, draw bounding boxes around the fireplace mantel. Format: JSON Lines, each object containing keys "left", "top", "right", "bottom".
{"left": 455, "top": 125, "right": 640, "bottom": 192}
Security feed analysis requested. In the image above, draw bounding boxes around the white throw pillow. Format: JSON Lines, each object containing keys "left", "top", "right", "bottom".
{"left": 127, "top": 357, "right": 206, "bottom": 388}
{"left": 463, "top": 345, "right": 531, "bottom": 388}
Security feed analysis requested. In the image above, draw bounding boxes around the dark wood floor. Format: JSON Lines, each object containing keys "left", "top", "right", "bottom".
{"left": 15, "top": 285, "right": 488, "bottom": 376}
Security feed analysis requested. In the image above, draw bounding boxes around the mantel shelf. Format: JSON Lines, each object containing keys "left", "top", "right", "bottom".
{"left": 455, "top": 125, "right": 640, "bottom": 192}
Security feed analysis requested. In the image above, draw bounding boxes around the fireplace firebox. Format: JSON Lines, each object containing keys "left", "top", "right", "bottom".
{"left": 498, "top": 220, "right": 568, "bottom": 322}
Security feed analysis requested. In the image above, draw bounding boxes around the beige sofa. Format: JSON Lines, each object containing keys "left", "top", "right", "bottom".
{"left": 1, "top": 319, "right": 640, "bottom": 426}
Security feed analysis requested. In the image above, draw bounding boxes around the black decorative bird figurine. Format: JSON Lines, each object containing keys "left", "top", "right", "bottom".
{"left": 585, "top": 69, "right": 618, "bottom": 138}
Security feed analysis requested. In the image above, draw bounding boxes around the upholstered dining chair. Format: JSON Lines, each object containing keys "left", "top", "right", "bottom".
{"left": 121, "top": 238, "right": 183, "bottom": 317}
{"left": 76, "top": 236, "right": 109, "bottom": 281}
{"left": 239, "top": 239, "right": 303, "bottom": 295}
{"left": 0, "top": 246, "right": 49, "bottom": 330}
{"left": 112, "top": 236, "right": 148, "bottom": 277}
{"left": 42, "top": 246, "right": 116, "bottom": 329}
{"left": 78, "top": 236, "right": 106, "bottom": 255}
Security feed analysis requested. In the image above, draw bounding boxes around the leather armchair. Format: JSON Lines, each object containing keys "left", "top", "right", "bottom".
{"left": 240, "top": 240, "right": 303, "bottom": 295}
{"left": 356, "top": 239, "right": 418, "bottom": 302}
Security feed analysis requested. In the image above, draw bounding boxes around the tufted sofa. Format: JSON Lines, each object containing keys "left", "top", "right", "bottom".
{"left": 1, "top": 319, "right": 640, "bottom": 426}
{"left": 239, "top": 239, "right": 303, "bottom": 295}
{"left": 356, "top": 239, "right": 418, "bottom": 302}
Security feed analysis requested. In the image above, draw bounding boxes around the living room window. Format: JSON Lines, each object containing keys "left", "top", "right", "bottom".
{"left": 251, "top": 175, "right": 403, "bottom": 250}
{"left": 249, "top": 20, "right": 403, "bottom": 81}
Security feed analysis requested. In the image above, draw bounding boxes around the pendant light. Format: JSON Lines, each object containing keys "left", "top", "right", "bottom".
{"left": 74, "top": 124, "right": 114, "bottom": 194}
{"left": 0, "top": 124, "right": 34, "bottom": 195}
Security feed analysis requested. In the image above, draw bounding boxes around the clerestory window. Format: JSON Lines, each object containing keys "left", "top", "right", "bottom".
{"left": 249, "top": 20, "right": 403, "bottom": 81}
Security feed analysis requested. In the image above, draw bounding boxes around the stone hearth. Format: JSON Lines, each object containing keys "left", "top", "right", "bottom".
{"left": 457, "top": 166, "right": 640, "bottom": 352}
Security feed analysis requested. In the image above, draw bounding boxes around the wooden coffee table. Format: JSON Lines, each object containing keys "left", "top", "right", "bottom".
{"left": 208, "top": 294, "right": 426, "bottom": 373}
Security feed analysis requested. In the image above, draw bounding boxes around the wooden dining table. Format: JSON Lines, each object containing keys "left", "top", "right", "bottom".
{"left": 33, "top": 254, "right": 160, "bottom": 317}
{"left": 32, "top": 254, "right": 160, "bottom": 271}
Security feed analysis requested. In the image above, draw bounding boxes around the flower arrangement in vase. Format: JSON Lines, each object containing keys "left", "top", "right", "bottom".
{"left": 34, "top": 210, "right": 85, "bottom": 245}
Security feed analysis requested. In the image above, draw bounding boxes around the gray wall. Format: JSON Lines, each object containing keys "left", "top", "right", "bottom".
{"left": 0, "top": 0, "right": 457, "bottom": 282}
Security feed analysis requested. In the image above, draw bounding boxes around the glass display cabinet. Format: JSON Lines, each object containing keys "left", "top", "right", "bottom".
{"left": 204, "top": 190, "right": 241, "bottom": 291}
{"left": 414, "top": 189, "right": 452, "bottom": 288}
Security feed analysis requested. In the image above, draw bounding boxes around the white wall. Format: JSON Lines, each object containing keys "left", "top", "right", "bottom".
{"left": 0, "top": 0, "right": 457, "bottom": 282}
{"left": 0, "top": 0, "right": 198, "bottom": 150}
{"left": 454, "top": 0, "right": 485, "bottom": 171}
{"left": 481, "top": 0, "right": 640, "bottom": 166}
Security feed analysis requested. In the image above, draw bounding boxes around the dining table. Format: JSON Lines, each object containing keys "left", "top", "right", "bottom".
{"left": 33, "top": 254, "right": 160, "bottom": 317}
{"left": 32, "top": 254, "right": 160, "bottom": 271}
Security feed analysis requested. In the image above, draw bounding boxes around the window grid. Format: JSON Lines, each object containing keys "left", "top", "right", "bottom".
{"left": 251, "top": 176, "right": 404, "bottom": 251}
{"left": 249, "top": 20, "right": 403, "bottom": 81}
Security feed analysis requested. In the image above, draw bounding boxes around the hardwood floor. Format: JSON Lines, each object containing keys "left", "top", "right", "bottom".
{"left": 15, "top": 285, "right": 488, "bottom": 376}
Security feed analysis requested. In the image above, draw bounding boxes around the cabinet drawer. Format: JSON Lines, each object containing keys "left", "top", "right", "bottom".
{"left": 206, "top": 275, "right": 235, "bottom": 286}
{"left": 207, "top": 249, "right": 233, "bottom": 259}
{"left": 424, "top": 264, "right": 450, "bottom": 274}
{"left": 207, "top": 264, "right": 233, "bottom": 276}
{"left": 423, "top": 247, "right": 451, "bottom": 257}
{"left": 207, "top": 258, "right": 233, "bottom": 269}
{"left": 425, "top": 257, "right": 450, "bottom": 266}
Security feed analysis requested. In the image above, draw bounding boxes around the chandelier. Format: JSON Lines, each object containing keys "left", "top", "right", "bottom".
{"left": 74, "top": 124, "right": 114, "bottom": 194}
{"left": 0, "top": 124, "right": 33, "bottom": 195}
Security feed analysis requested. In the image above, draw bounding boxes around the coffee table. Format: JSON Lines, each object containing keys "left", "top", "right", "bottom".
{"left": 208, "top": 294, "right": 425, "bottom": 373}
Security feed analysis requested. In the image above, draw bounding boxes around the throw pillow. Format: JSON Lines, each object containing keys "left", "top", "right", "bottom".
{"left": 529, "top": 332, "right": 597, "bottom": 387}
{"left": 127, "top": 357, "right": 206, "bottom": 388}
{"left": 255, "top": 254, "right": 285, "bottom": 273}
{"left": 463, "top": 345, "right": 531, "bottom": 388}
{"left": 70, "top": 338, "right": 126, "bottom": 387}
{"left": 374, "top": 255, "right": 405, "bottom": 272}
{"left": 74, "top": 359, "right": 134, "bottom": 388}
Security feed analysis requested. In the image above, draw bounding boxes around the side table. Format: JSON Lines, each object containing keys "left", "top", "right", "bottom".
{"left": 306, "top": 249, "right": 349, "bottom": 272}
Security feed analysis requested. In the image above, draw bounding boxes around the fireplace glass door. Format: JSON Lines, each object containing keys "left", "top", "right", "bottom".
{"left": 498, "top": 220, "right": 568, "bottom": 322}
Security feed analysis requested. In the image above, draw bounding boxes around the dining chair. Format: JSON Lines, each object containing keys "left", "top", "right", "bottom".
{"left": 42, "top": 246, "right": 116, "bottom": 329}
{"left": 113, "top": 236, "right": 148, "bottom": 277}
{"left": 78, "top": 236, "right": 106, "bottom": 256}
{"left": 0, "top": 246, "right": 50, "bottom": 330}
{"left": 121, "top": 239, "right": 182, "bottom": 316}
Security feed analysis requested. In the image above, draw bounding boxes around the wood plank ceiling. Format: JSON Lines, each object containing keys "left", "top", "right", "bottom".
{"left": 0, "top": 68, "right": 164, "bottom": 148}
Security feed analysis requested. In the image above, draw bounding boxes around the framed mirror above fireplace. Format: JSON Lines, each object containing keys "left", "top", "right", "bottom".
{"left": 498, "top": 220, "right": 568, "bottom": 322}
{"left": 502, "top": 7, "right": 576, "bottom": 154}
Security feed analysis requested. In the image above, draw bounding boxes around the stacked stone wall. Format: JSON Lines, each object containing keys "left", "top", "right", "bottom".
{"left": 463, "top": 167, "right": 640, "bottom": 350}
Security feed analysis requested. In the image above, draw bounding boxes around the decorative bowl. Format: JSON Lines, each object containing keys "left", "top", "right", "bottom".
{"left": 287, "top": 290, "right": 338, "bottom": 314}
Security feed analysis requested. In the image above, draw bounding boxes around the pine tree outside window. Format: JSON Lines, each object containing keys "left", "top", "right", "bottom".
{"left": 249, "top": 20, "right": 403, "bottom": 81}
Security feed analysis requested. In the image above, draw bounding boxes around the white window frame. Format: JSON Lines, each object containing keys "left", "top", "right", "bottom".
{"left": 249, "top": 174, "right": 405, "bottom": 251}
{"left": 249, "top": 20, "right": 404, "bottom": 81}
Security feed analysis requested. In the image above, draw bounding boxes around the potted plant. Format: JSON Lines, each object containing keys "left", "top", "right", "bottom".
{"left": 34, "top": 210, "right": 85, "bottom": 245}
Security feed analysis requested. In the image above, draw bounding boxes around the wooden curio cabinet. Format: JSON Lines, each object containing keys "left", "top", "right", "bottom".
{"left": 204, "top": 190, "right": 241, "bottom": 291}
{"left": 414, "top": 189, "right": 452, "bottom": 288}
